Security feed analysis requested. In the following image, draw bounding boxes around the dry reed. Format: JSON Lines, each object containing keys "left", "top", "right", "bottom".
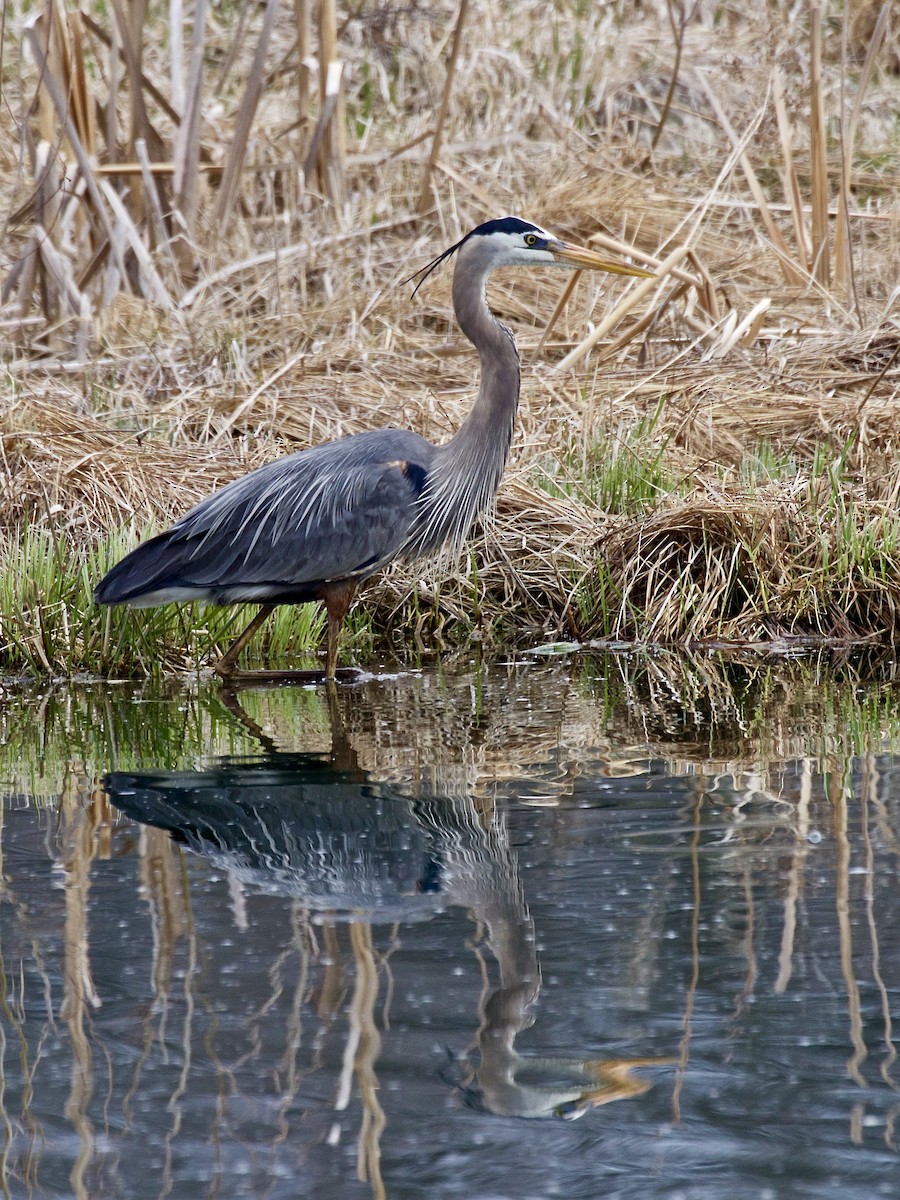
{"left": 1, "top": 0, "right": 899, "bottom": 673}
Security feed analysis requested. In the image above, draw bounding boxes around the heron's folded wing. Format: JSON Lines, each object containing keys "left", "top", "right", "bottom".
{"left": 169, "top": 453, "right": 426, "bottom": 587}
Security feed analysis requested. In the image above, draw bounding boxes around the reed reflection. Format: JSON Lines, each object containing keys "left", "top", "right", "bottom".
{"left": 106, "top": 684, "right": 667, "bottom": 1132}
{"left": 5, "top": 655, "right": 899, "bottom": 1199}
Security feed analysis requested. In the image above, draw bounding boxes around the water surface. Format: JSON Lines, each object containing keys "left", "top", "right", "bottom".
{"left": 2, "top": 654, "right": 899, "bottom": 1198}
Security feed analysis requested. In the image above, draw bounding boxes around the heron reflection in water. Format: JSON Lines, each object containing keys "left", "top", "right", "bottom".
{"left": 95, "top": 219, "right": 648, "bottom": 680}
{"left": 105, "top": 685, "right": 670, "bottom": 1122}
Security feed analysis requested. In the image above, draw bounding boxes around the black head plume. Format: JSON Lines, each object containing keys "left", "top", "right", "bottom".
{"left": 406, "top": 217, "right": 543, "bottom": 297}
{"left": 405, "top": 232, "right": 468, "bottom": 298}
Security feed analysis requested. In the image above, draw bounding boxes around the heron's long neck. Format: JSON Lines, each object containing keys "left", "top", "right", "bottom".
{"left": 450, "top": 267, "right": 521, "bottom": 462}
{"left": 410, "top": 265, "right": 520, "bottom": 555}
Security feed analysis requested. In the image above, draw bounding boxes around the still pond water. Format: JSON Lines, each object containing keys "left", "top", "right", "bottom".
{"left": 2, "top": 653, "right": 900, "bottom": 1199}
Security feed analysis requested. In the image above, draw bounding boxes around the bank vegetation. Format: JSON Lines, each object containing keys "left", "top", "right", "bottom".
{"left": 1, "top": 0, "right": 899, "bottom": 675}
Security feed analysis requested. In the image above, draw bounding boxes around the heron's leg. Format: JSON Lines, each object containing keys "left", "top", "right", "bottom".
{"left": 322, "top": 582, "right": 358, "bottom": 681}
{"left": 214, "top": 604, "right": 276, "bottom": 678}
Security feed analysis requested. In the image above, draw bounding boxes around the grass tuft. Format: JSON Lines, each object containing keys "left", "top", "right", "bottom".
{"left": 0, "top": 526, "right": 326, "bottom": 677}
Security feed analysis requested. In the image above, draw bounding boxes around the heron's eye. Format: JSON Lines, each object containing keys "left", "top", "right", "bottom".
{"left": 524, "top": 233, "right": 539, "bottom": 247}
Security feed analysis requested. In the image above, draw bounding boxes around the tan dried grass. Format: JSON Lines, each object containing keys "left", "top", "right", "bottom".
{"left": 1, "top": 1, "right": 900, "bottom": 670}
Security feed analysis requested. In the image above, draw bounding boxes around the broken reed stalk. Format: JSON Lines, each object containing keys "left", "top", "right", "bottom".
{"left": 533, "top": 271, "right": 580, "bottom": 358}
{"left": 98, "top": 178, "right": 176, "bottom": 311}
{"left": 315, "top": 0, "right": 344, "bottom": 206}
{"left": 539, "top": 233, "right": 719, "bottom": 363}
{"left": 294, "top": 0, "right": 312, "bottom": 159}
{"left": 701, "top": 78, "right": 805, "bottom": 287}
{"left": 808, "top": 0, "right": 830, "bottom": 286}
{"left": 110, "top": 0, "right": 165, "bottom": 184}
{"left": 120, "top": 0, "right": 145, "bottom": 220}
{"left": 555, "top": 245, "right": 690, "bottom": 372}
{"left": 169, "top": 0, "right": 184, "bottom": 113}
{"left": 173, "top": 0, "right": 207, "bottom": 236}
{"left": 590, "top": 231, "right": 714, "bottom": 313}
{"left": 33, "top": 139, "right": 61, "bottom": 242}
{"left": 303, "top": 61, "right": 344, "bottom": 186}
{"left": 81, "top": 11, "right": 180, "bottom": 128}
{"left": 25, "top": 22, "right": 125, "bottom": 276}
{"left": 642, "top": 0, "right": 690, "bottom": 166}
{"left": 136, "top": 137, "right": 182, "bottom": 283}
{"left": 214, "top": 0, "right": 281, "bottom": 234}
{"left": 834, "top": 2, "right": 889, "bottom": 294}
{"left": 418, "top": 0, "right": 470, "bottom": 213}
{"left": 772, "top": 69, "right": 811, "bottom": 272}
{"left": 44, "top": 0, "right": 93, "bottom": 158}
{"left": 106, "top": 1, "right": 120, "bottom": 163}
{"left": 34, "top": 224, "right": 91, "bottom": 355}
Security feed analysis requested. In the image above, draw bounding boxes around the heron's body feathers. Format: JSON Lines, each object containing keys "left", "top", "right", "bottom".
{"left": 95, "top": 428, "right": 435, "bottom": 608}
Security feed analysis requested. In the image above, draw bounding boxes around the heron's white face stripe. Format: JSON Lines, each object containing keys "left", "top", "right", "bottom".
{"left": 472, "top": 225, "right": 559, "bottom": 269}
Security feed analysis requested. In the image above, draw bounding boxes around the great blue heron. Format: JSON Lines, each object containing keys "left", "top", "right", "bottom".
{"left": 95, "top": 216, "right": 646, "bottom": 680}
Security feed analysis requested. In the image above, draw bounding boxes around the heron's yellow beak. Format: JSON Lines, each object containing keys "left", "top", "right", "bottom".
{"left": 549, "top": 240, "right": 653, "bottom": 276}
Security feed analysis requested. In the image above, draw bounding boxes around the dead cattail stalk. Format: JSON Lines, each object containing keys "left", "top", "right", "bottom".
{"left": 97, "top": 178, "right": 176, "bottom": 312}
{"left": 34, "top": 222, "right": 89, "bottom": 324}
{"left": 135, "top": 137, "right": 182, "bottom": 284}
{"left": 106, "top": 5, "right": 120, "bottom": 164}
{"left": 214, "top": 0, "right": 281, "bottom": 234}
{"left": 12, "top": 236, "right": 40, "bottom": 330}
{"left": 533, "top": 272, "right": 579, "bottom": 359}
{"left": 172, "top": 0, "right": 207, "bottom": 238}
{"left": 642, "top": 0, "right": 697, "bottom": 167}
{"left": 169, "top": 0, "right": 185, "bottom": 114}
{"left": 213, "top": 0, "right": 253, "bottom": 97}
{"left": 110, "top": 0, "right": 157, "bottom": 218}
{"left": 303, "top": 60, "right": 344, "bottom": 188}
{"left": 701, "top": 79, "right": 805, "bottom": 287}
{"left": 834, "top": 2, "right": 889, "bottom": 295}
{"left": 537, "top": 240, "right": 714, "bottom": 364}
{"left": 418, "top": 0, "right": 470, "bottom": 214}
{"left": 772, "top": 69, "right": 811, "bottom": 272}
{"left": 25, "top": 21, "right": 127, "bottom": 279}
{"left": 683, "top": 251, "right": 720, "bottom": 322}
{"left": 702, "top": 298, "right": 771, "bottom": 359}
{"left": 589, "top": 230, "right": 710, "bottom": 309}
{"left": 81, "top": 12, "right": 180, "bottom": 128}
{"left": 64, "top": 7, "right": 96, "bottom": 160}
{"left": 808, "top": 0, "right": 830, "bottom": 287}
{"left": 33, "top": 139, "right": 62, "bottom": 239}
{"left": 316, "top": 0, "right": 344, "bottom": 207}
{"left": 294, "top": 0, "right": 313, "bottom": 160}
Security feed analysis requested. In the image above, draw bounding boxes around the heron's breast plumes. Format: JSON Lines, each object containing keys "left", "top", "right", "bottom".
{"left": 405, "top": 334, "right": 519, "bottom": 559}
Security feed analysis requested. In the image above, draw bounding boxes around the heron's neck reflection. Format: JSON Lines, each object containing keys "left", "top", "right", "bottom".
{"left": 105, "top": 683, "right": 668, "bottom": 1129}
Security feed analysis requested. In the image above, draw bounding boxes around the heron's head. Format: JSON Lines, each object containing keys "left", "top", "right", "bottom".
{"left": 410, "top": 216, "right": 649, "bottom": 294}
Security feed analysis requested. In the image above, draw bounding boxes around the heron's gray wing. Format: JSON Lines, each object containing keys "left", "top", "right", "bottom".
{"left": 95, "top": 430, "right": 434, "bottom": 605}
{"left": 171, "top": 451, "right": 428, "bottom": 589}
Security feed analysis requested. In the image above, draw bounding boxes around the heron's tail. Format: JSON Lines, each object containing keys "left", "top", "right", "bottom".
{"left": 94, "top": 531, "right": 196, "bottom": 608}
